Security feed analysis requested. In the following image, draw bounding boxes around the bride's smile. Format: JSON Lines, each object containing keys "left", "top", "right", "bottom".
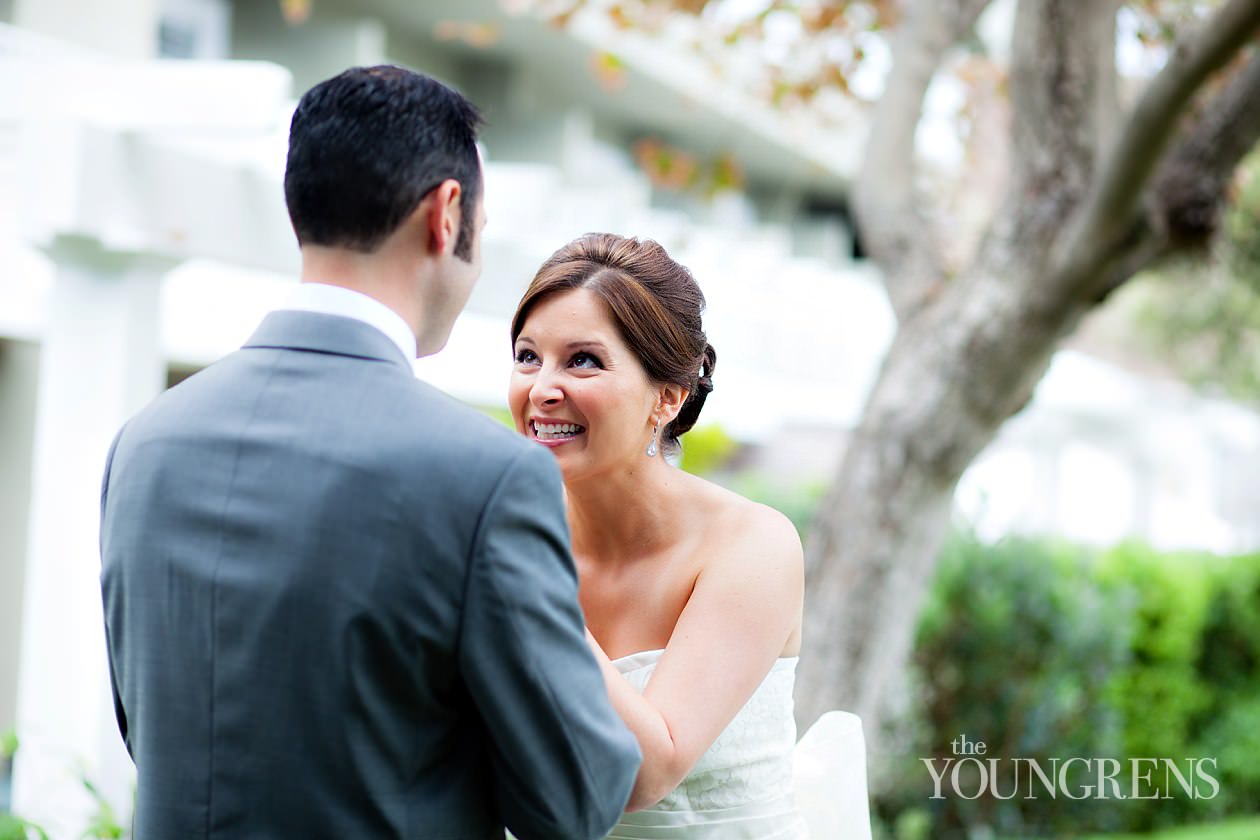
{"left": 529, "top": 418, "right": 587, "bottom": 443}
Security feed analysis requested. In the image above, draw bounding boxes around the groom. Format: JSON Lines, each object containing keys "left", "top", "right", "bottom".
{"left": 100, "top": 66, "right": 640, "bottom": 838}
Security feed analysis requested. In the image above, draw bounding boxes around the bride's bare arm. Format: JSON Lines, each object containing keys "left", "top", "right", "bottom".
{"left": 583, "top": 628, "right": 679, "bottom": 810}
{"left": 585, "top": 505, "right": 804, "bottom": 812}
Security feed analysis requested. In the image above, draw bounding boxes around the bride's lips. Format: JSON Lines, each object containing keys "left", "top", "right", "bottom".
{"left": 529, "top": 418, "right": 587, "bottom": 447}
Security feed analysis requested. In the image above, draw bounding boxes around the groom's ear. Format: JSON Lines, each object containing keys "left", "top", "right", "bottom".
{"left": 657, "top": 383, "right": 689, "bottom": 424}
{"left": 419, "top": 179, "right": 462, "bottom": 257}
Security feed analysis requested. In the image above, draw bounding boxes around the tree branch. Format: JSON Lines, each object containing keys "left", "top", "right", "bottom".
{"left": 1055, "top": 0, "right": 1260, "bottom": 288}
{"left": 1084, "top": 47, "right": 1260, "bottom": 305}
{"left": 1088, "top": 220, "right": 1169, "bottom": 305}
{"left": 1149, "top": 47, "right": 1260, "bottom": 247}
{"left": 1004, "top": 0, "right": 1119, "bottom": 248}
{"left": 852, "top": 0, "right": 993, "bottom": 321}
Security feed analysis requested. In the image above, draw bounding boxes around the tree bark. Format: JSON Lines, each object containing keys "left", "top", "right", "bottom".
{"left": 796, "top": 0, "right": 1260, "bottom": 742}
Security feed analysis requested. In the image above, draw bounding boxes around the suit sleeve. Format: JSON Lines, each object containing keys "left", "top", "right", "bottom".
{"left": 99, "top": 427, "right": 130, "bottom": 755}
{"left": 458, "top": 445, "right": 641, "bottom": 840}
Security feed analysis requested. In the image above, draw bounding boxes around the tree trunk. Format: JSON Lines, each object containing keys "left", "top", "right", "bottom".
{"left": 795, "top": 0, "right": 1115, "bottom": 733}
{"left": 795, "top": 257, "right": 1076, "bottom": 731}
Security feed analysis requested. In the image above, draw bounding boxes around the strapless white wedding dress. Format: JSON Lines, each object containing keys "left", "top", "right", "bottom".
{"left": 606, "top": 649, "right": 872, "bottom": 840}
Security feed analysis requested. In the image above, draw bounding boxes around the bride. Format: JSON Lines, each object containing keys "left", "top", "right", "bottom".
{"left": 508, "top": 233, "right": 870, "bottom": 838}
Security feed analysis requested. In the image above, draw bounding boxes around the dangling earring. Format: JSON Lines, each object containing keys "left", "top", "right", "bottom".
{"left": 646, "top": 419, "right": 660, "bottom": 457}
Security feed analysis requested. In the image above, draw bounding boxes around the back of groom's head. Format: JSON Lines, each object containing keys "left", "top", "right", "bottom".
{"left": 284, "top": 65, "right": 483, "bottom": 259}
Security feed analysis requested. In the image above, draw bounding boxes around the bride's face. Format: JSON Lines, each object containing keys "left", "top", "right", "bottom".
{"left": 509, "top": 287, "right": 659, "bottom": 482}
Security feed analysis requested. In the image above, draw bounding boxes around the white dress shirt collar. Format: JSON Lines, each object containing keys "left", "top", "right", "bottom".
{"left": 278, "top": 282, "right": 417, "bottom": 361}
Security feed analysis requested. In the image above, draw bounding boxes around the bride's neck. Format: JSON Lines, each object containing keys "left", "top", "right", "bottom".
{"left": 565, "top": 460, "right": 683, "bottom": 563}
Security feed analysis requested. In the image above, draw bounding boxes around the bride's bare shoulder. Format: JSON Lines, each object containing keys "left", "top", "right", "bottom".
{"left": 679, "top": 474, "right": 804, "bottom": 651}
{"left": 683, "top": 473, "right": 803, "bottom": 564}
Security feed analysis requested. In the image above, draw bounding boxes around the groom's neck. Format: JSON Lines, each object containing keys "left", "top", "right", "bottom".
{"left": 298, "top": 244, "right": 430, "bottom": 345}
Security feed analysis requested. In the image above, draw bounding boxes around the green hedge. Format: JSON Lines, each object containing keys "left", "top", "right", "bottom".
{"left": 877, "top": 534, "right": 1260, "bottom": 838}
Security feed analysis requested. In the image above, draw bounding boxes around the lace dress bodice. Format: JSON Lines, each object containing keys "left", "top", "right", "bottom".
{"left": 606, "top": 649, "right": 810, "bottom": 839}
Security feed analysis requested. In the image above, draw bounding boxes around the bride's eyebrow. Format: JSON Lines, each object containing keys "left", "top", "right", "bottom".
{"left": 513, "top": 337, "right": 610, "bottom": 355}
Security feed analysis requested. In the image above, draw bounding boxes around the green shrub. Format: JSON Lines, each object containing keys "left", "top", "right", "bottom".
{"left": 876, "top": 534, "right": 1260, "bottom": 838}
{"left": 679, "top": 424, "right": 739, "bottom": 476}
{"left": 1190, "top": 553, "right": 1260, "bottom": 820}
{"left": 883, "top": 533, "right": 1133, "bottom": 837}
{"left": 1095, "top": 544, "right": 1216, "bottom": 829}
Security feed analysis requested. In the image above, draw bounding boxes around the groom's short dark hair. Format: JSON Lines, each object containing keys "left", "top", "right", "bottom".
{"left": 284, "top": 65, "right": 483, "bottom": 259}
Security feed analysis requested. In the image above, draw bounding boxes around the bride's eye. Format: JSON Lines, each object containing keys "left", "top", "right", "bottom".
{"left": 514, "top": 348, "right": 539, "bottom": 365}
{"left": 571, "top": 352, "right": 603, "bottom": 369}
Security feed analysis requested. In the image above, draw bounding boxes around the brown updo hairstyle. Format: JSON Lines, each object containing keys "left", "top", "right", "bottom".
{"left": 511, "top": 233, "right": 716, "bottom": 453}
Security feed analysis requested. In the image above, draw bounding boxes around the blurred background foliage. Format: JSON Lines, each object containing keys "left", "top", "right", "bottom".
{"left": 874, "top": 535, "right": 1260, "bottom": 839}
{"left": 676, "top": 424, "right": 739, "bottom": 476}
{"left": 0, "top": 731, "right": 46, "bottom": 840}
{"left": 0, "top": 729, "right": 124, "bottom": 840}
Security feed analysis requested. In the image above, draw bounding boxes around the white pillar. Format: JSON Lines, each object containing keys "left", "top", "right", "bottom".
{"left": 12, "top": 235, "right": 170, "bottom": 838}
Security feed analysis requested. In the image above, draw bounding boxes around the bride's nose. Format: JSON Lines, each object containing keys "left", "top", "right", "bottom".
{"left": 530, "top": 368, "right": 564, "bottom": 408}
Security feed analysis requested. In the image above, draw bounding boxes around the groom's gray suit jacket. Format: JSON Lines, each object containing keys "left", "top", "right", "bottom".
{"left": 100, "top": 310, "right": 640, "bottom": 840}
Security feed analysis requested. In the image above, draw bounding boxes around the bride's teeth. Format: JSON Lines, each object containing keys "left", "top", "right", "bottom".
{"left": 532, "top": 421, "right": 584, "bottom": 440}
